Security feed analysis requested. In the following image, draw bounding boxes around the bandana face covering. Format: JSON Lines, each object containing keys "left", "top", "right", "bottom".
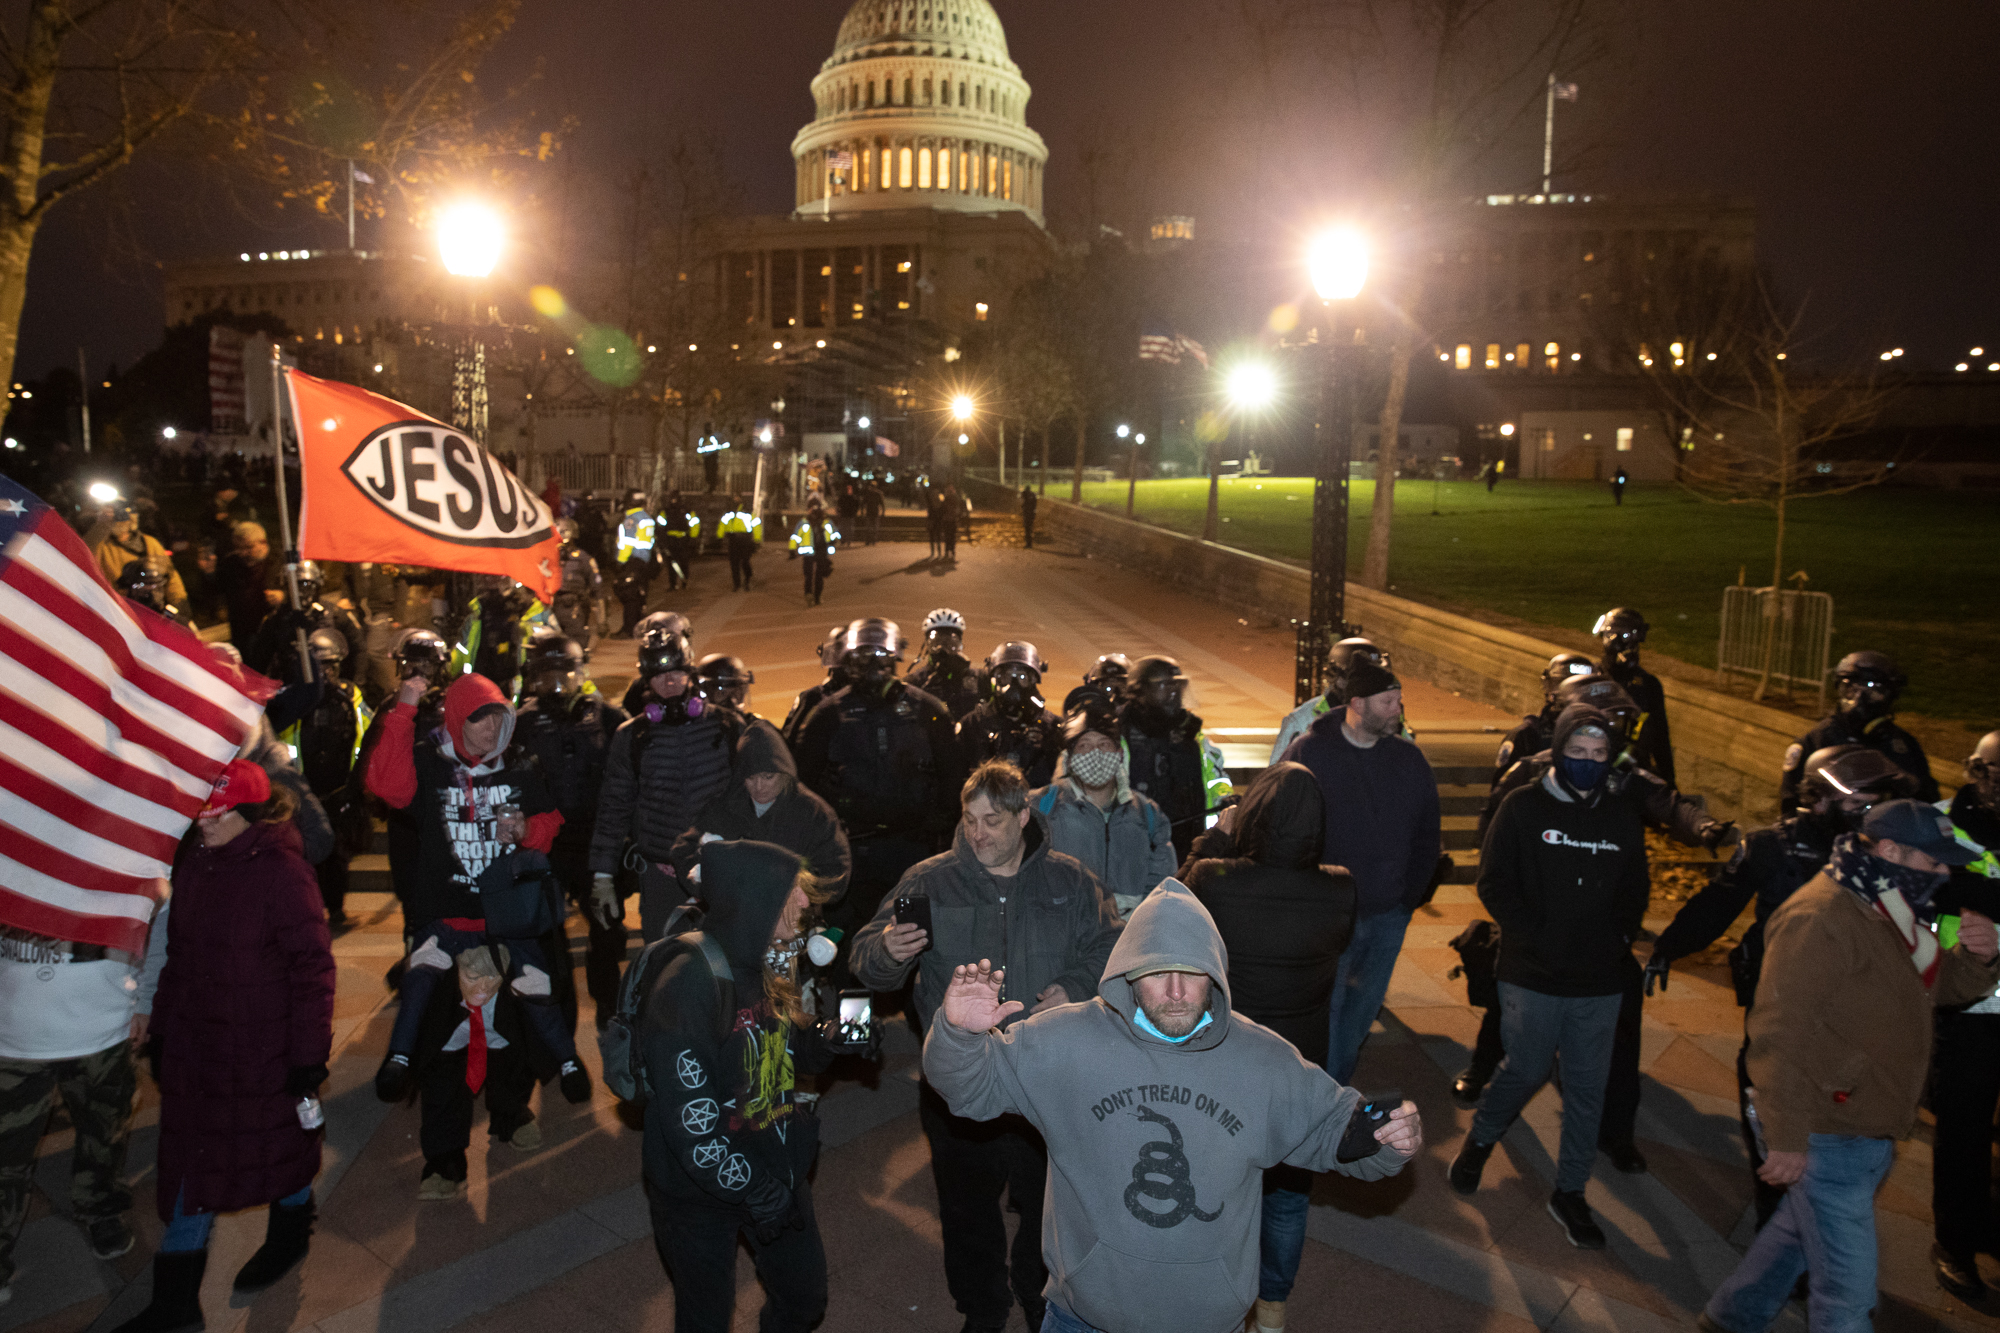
{"left": 1069, "top": 748, "right": 1123, "bottom": 788}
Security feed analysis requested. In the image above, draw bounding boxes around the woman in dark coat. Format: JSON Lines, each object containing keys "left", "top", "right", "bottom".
{"left": 117, "top": 759, "right": 336, "bottom": 1333}
{"left": 1179, "top": 760, "right": 1357, "bottom": 1333}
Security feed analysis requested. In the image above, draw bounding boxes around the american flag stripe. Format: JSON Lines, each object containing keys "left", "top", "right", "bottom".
{"left": 0, "top": 476, "right": 271, "bottom": 952}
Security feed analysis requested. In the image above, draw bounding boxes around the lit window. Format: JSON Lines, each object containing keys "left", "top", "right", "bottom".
{"left": 987, "top": 153, "right": 997, "bottom": 195}
{"left": 899, "top": 147, "right": 913, "bottom": 189}
{"left": 1004, "top": 159, "right": 1013, "bottom": 200}
{"left": 959, "top": 150, "right": 970, "bottom": 192}
{"left": 1616, "top": 427, "right": 1634, "bottom": 452}
{"left": 897, "top": 260, "right": 912, "bottom": 273}
{"left": 975, "top": 302, "right": 989, "bottom": 321}
{"left": 918, "top": 148, "right": 932, "bottom": 189}
{"left": 1515, "top": 342, "right": 1531, "bottom": 367}
{"left": 1545, "top": 341, "right": 1561, "bottom": 371}
{"left": 1455, "top": 345, "right": 1472, "bottom": 370}
{"left": 1544, "top": 341, "right": 1559, "bottom": 356}
{"left": 1538, "top": 428, "right": 1556, "bottom": 452}
{"left": 1485, "top": 344, "right": 1500, "bottom": 369}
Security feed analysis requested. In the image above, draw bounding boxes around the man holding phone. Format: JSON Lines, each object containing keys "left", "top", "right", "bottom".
{"left": 852, "top": 761, "right": 1122, "bottom": 1333}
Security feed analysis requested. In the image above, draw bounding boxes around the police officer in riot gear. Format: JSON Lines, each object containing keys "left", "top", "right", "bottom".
{"left": 1269, "top": 637, "right": 1394, "bottom": 764}
{"left": 619, "top": 612, "right": 695, "bottom": 715}
{"left": 1594, "top": 607, "right": 1675, "bottom": 786}
{"left": 515, "top": 629, "right": 630, "bottom": 1029}
{"left": 958, "top": 641, "right": 1063, "bottom": 787}
{"left": 1122, "top": 655, "right": 1232, "bottom": 863}
{"left": 114, "top": 561, "right": 192, "bottom": 626}
{"left": 793, "top": 618, "right": 964, "bottom": 966}
{"left": 1060, "top": 653, "right": 1134, "bottom": 716}
{"left": 1779, "top": 650, "right": 1938, "bottom": 810}
{"left": 448, "top": 576, "right": 549, "bottom": 703}
{"left": 782, "top": 626, "right": 850, "bottom": 746}
{"left": 695, "top": 653, "right": 757, "bottom": 718}
{"left": 906, "top": 607, "right": 985, "bottom": 721}
{"left": 612, "top": 490, "right": 655, "bottom": 636}
{"left": 245, "top": 560, "right": 364, "bottom": 685}
{"left": 590, "top": 624, "right": 744, "bottom": 943}
{"left": 1489, "top": 652, "right": 1598, "bottom": 782}
{"left": 356, "top": 628, "right": 452, "bottom": 924}
{"left": 657, "top": 490, "right": 701, "bottom": 591}
{"left": 1647, "top": 744, "right": 1915, "bottom": 1224}
{"left": 551, "top": 517, "right": 605, "bottom": 654}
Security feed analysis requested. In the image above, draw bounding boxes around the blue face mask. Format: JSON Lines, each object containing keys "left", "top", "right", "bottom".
{"left": 1557, "top": 755, "right": 1609, "bottom": 792}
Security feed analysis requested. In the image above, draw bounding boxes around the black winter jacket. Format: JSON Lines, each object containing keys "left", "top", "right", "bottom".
{"left": 795, "top": 679, "right": 963, "bottom": 840}
{"left": 959, "top": 701, "right": 1062, "bottom": 788}
{"left": 1779, "top": 711, "right": 1938, "bottom": 811}
{"left": 906, "top": 652, "right": 985, "bottom": 721}
{"left": 1653, "top": 810, "right": 1837, "bottom": 975}
{"left": 1478, "top": 705, "right": 1650, "bottom": 997}
{"left": 670, "top": 721, "right": 852, "bottom": 905}
{"left": 589, "top": 700, "right": 743, "bottom": 873}
{"left": 1181, "top": 763, "right": 1356, "bottom": 1065}
{"left": 515, "top": 689, "right": 627, "bottom": 863}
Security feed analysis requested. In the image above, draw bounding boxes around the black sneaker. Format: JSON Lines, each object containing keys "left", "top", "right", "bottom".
{"left": 375, "top": 1052, "right": 412, "bottom": 1101}
{"left": 559, "top": 1059, "right": 591, "bottom": 1104}
{"left": 1548, "top": 1189, "right": 1606, "bottom": 1249}
{"left": 1448, "top": 1138, "right": 1496, "bottom": 1195}
{"left": 1934, "top": 1243, "right": 1987, "bottom": 1302}
{"left": 86, "top": 1216, "right": 134, "bottom": 1259}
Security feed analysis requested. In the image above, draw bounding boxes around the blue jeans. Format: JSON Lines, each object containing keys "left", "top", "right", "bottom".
{"left": 1705, "top": 1134, "right": 1894, "bottom": 1333}
{"left": 1326, "top": 911, "right": 1411, "bottom": 1084}
{"left": 1042, "top": 1301, "right": 1105, "bottom": 1333}
{"left": 1260, "top": 1166, "right": 1312, "bottom": 1301}
{"left": 160, "top": 1183, "right": 312, "bottom": 1253}
{"left": 1469, "top": 983, "right": 1620, "bottom": 1193}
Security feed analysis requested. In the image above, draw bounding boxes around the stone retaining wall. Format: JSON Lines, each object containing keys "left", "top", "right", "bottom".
{"left": 974, "top": 479, "right": 1955, "bottom": 824}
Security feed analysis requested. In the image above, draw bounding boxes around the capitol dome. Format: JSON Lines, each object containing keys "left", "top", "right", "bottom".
{"left": 791, "top": 0, "right": 1047, "bottom": 225}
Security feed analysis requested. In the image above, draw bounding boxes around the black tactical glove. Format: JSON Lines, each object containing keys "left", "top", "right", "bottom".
{"left": 1642, "top": 952, "right": 1670, "bottom": 997}
{"left": 1337, "top": 1090, "right": 1399, "bottom": 1163}
{"left": 1700, "top": 819, "right": 1739, "bottom": 854}
{"left": 285, "top": 1063, "right": 330, "bottom": 1096}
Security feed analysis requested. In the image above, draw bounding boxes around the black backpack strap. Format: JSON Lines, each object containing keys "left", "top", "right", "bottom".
{"left": 688, "top": 932, "right": 738, "bottom": 1047}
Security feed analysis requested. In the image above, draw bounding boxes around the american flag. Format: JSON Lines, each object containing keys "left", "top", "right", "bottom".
{"left": 1139, "top": 326, "right": 1181, "bottom": 364}
{"left": 1176, "top": 333, "right": 1210, "bottom": 368}
{"left": 0, "top": 475, "right": 273, "bottom": 952}
{"left": 1553, "top": 80, "right": 1578, "bottom": 101}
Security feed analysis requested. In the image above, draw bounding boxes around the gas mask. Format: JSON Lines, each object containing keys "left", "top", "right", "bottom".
{"left": 644, "top": 693, "right": 706, "bottom": 726}
{"left": 846, "top": 649, "right": 898, "bottom": 698}
{"left": 1837, "top": 679, "right": 1897, "bottom": 726}
{"left": 991, "top": 665, "right": 1044, "bottom": 723}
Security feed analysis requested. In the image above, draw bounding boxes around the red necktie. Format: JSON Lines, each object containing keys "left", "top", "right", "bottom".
{"left": 465, "top": 1003, "right": 487, "bottom": 1093}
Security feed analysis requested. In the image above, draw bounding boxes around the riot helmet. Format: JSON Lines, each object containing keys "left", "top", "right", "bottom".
{"left": 631, "top": 611, "right": 692, "bottom": 649}
{"left": 1833, "top": 650, "right": 1906, "bottom": 723}
{"left": 523, "top": 628, "right": 586, "bottom": 699}
{"left": 638, "top": 625, "right": 694, "bottom": 681}
{"left": 922, "top": 607, "right": 967, "bottom": 657}
{"left": 114, "top": 561, "right": 169, "bottom": 613}
{"left": 1555, "top": 674, "right": 1640, "bottom": 747}
{"left": 1798, "top": 744, "right": 1915, "bottom": 829}
{"left": 290, "top": 560, "right": 323, "bottom": 605}
{"left": 1542, "top": 652, "right": 1598, "bottom": 702}
{"left": 1325, "top": 637, "right": 1391, "bottom": 706}
{"left": 1593, "top": 607, "right": 1650, "bottom": 662}
{"left": 1130, "top": 655, "right": 1188, "bottom": 719}
{"left": 1083, "top": 653, "right": 1134, "bottom": 699}
{"left": 695, "top": 653, "right": 754, "bottom": 709}
{"left": 556, "top": 517, "right": 579, "bottom": 545}
{"left": 838, "top": 618, "right": 904, "bottom": 695}
{"left": 393, "top": 628, "right": 450, "bottom": 681}
{"left": 306, "top": 628, "right": 347, "bottom": 668}
{"left": 986, "top": 642, "right": 1047, "bottom": 721}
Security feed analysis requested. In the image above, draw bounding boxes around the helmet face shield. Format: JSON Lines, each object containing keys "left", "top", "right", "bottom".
{"left": 394, "top": 630, "right": 450, "bottom": 680}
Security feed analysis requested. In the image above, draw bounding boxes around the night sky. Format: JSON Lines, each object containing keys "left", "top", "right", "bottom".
{"left": 19, "top": 0, "right": 1999, "bottom": 382}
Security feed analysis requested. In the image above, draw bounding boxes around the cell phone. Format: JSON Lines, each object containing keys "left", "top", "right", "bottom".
{"left": 837, "top": 991, "right": 873, "bottom": 1042}
{"left": 894, "top": 895, "right": 933, "bottom": 945}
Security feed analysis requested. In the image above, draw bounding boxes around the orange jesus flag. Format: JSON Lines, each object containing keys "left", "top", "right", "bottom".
{"left": 288, "top": 369, "right": 559, "bottom": 602}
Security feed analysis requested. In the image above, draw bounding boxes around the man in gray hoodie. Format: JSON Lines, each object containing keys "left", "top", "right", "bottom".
{"left": 924, "top": 878, "right": 1422, "bottom": 1333}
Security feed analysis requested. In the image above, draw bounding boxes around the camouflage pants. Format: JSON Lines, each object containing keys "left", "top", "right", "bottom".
{"left": 0, "top": 1044, "right": 136, "bottom": 1283}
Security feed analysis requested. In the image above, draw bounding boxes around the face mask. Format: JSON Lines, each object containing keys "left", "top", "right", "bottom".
{"left": 1557, "top": 755, "right": 1609, "bottom": 793}
{"left": 996, "top": 683, "right": 1043, "bottom": 720}
{"left": 1839, "top": 686, "right": 1894, "bottom": 724}
{"left": 1069, "top": 748, "right": 1122, "bottom": 788}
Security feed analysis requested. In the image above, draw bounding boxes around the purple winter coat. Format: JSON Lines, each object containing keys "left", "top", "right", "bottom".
{"left": 152, "top": 817, "right": 335, "bottom": 1219}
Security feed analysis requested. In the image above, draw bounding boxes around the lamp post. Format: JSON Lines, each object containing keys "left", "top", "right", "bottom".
{"left": 437, "top": 202, "right": 503, "bottom": 443}
{"left": 1121, "top": 425, "right": 1147, "bottom": 516}
{"left": 1216, "top": 363, "right": 1275, "bottom": 542}
{"left": 1297, "top": 228, "right": 1369, "bottom": 704}
{"left": 950, "top": 393, "right": 974, "bottom": 483}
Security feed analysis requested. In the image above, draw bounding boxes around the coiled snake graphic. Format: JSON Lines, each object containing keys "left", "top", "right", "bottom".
{"left": 1123, "top": 1105, "right": 1222, "bottom": 1228}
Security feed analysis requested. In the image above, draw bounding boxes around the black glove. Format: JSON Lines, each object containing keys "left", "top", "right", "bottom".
{"left": 1700, "top": 820, "right": 1738, "bottom": 854}
{"left": 744, "top": 1175, "right": 797, "bottom": 1245}
{"left": 1337, "top": 1092, "right": 1398, "bottom": 1163}
{"left": 285, "top": 1063, "right": 330, "bottom": 1096}
{"left": 1642, "top": 953, "right": 1670, "bottom": 997}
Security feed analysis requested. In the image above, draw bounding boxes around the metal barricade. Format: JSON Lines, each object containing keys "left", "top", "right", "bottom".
{"left": 1717, "top": 586, "right": 1835, "bottom": 709}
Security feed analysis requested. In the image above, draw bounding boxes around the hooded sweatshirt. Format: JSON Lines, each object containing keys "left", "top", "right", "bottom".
{"left": 669, "top": 721, "right": 853, "bottom": 904}
{"left": 641, "top": 840, "right": 837, "bottom": 1214}
{"left": 1181, "top": 762, "right": 1357, "bottom": 1066}
{"left": 1032, "top": 752, "right": 1179, "bottom": 917}
{"left": 850, "top": 811, "right": 1122, "bottom": 1031}
{"left": 922, "top": 879, "right": 1408, "bottom": 1333}
{"left": 365, "top": 673, "right": 563, "bottom": 925}
{"left": 1477, "top": 704, "right": 1649, "bottom": 997}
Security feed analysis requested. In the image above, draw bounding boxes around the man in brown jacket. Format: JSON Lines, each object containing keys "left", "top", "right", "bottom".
{"left": 1702, "top": 800, "right": 1995, "bottom": 1333}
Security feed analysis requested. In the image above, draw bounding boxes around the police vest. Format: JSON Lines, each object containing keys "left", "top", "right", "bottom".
{"left": 281, "top": 680, "right": 371, "bottom": 795}
{"left": 660, "top": 510, "right": 701, "bottom": 541}
{"left": 617, "top": 510, "right": 656, "bottom": 563}
{"left": 789, "top": 518, "right": 839, "bottom": 557}
{"left": 720, "top": 510, "right": 761, "bottom": 537}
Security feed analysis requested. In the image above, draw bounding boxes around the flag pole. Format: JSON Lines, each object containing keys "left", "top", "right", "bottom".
{"left": 1542, "top": 73, "right": 1556, "bottom": 196}
{"left": 347, "top": 160, "right": 356, "bottom": 252}
{"left": 269, "top": 344, "right": 312, "bottom": 681}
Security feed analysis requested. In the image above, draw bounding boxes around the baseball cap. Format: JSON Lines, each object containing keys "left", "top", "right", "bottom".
{"left": 1125, "top": 963, "right": 1209, "bottom": 982}
{"left": 1862, "top": 799, "right": 1978, "bottom": 867}
{"left": 1343, "top": 661, "right": 1401, "bottom": 700}
{"left": 197, "top": 759, "right": 271, "bottom": 818}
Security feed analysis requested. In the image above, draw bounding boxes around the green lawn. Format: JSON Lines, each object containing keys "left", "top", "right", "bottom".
{"left": 1068, "top": 477, "right": 1995, "bottom": 724}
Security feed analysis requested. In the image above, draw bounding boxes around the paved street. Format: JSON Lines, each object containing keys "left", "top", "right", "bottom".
{"left": 6, "top": 528, "right": 1993, "bottom": 1333}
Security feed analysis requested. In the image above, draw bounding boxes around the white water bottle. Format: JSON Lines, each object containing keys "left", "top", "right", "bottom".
{"left": 296, "top": 1095, "right": 324, "bottom": 1131}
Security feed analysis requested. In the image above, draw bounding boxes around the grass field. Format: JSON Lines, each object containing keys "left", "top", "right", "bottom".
{"left": 1067, "top": 477, "right": 1994, "bottom": 726}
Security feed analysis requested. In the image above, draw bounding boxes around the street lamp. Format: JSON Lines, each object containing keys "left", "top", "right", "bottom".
{"left": 1298, "top": 227, "right": 1369, "bottom": 703}
{"left": 436, "top": 202, "right": 503, "bottom": 443}
{"left": 952, "top": 394, "right": 974, "bottom": 423}
{"left": 1208, "top": 362, "right": 1277, "bottom": 541}
{"left": 1121, "top": 425, "right": 1148, "bottom": 516}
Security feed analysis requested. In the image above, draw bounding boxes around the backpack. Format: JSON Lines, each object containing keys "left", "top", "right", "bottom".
{"left": 1037, "top": 785, "right": 1156, "bottom": 841}
{"left": 598, "top": 905, "right": 736, "bottom": 1104}
{"left": 1444, "top": 918, "right": 1502, "bottom": 1010}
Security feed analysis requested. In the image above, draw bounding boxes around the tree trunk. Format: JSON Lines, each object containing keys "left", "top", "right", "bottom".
{"left": 1039, "top": 425, "right": 1049, "bottom": 493}
{"left": 1070, "top": 417, "right": 1085, "bottom": 502}
{"left": 647, "top": 403, "right": 671, "bottom": 503}
{"left": 0, "top": 4, "right": 63, "bottom": 397}
{"left": 1360, "top": 325, "right": 1415, "bottom": 590}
